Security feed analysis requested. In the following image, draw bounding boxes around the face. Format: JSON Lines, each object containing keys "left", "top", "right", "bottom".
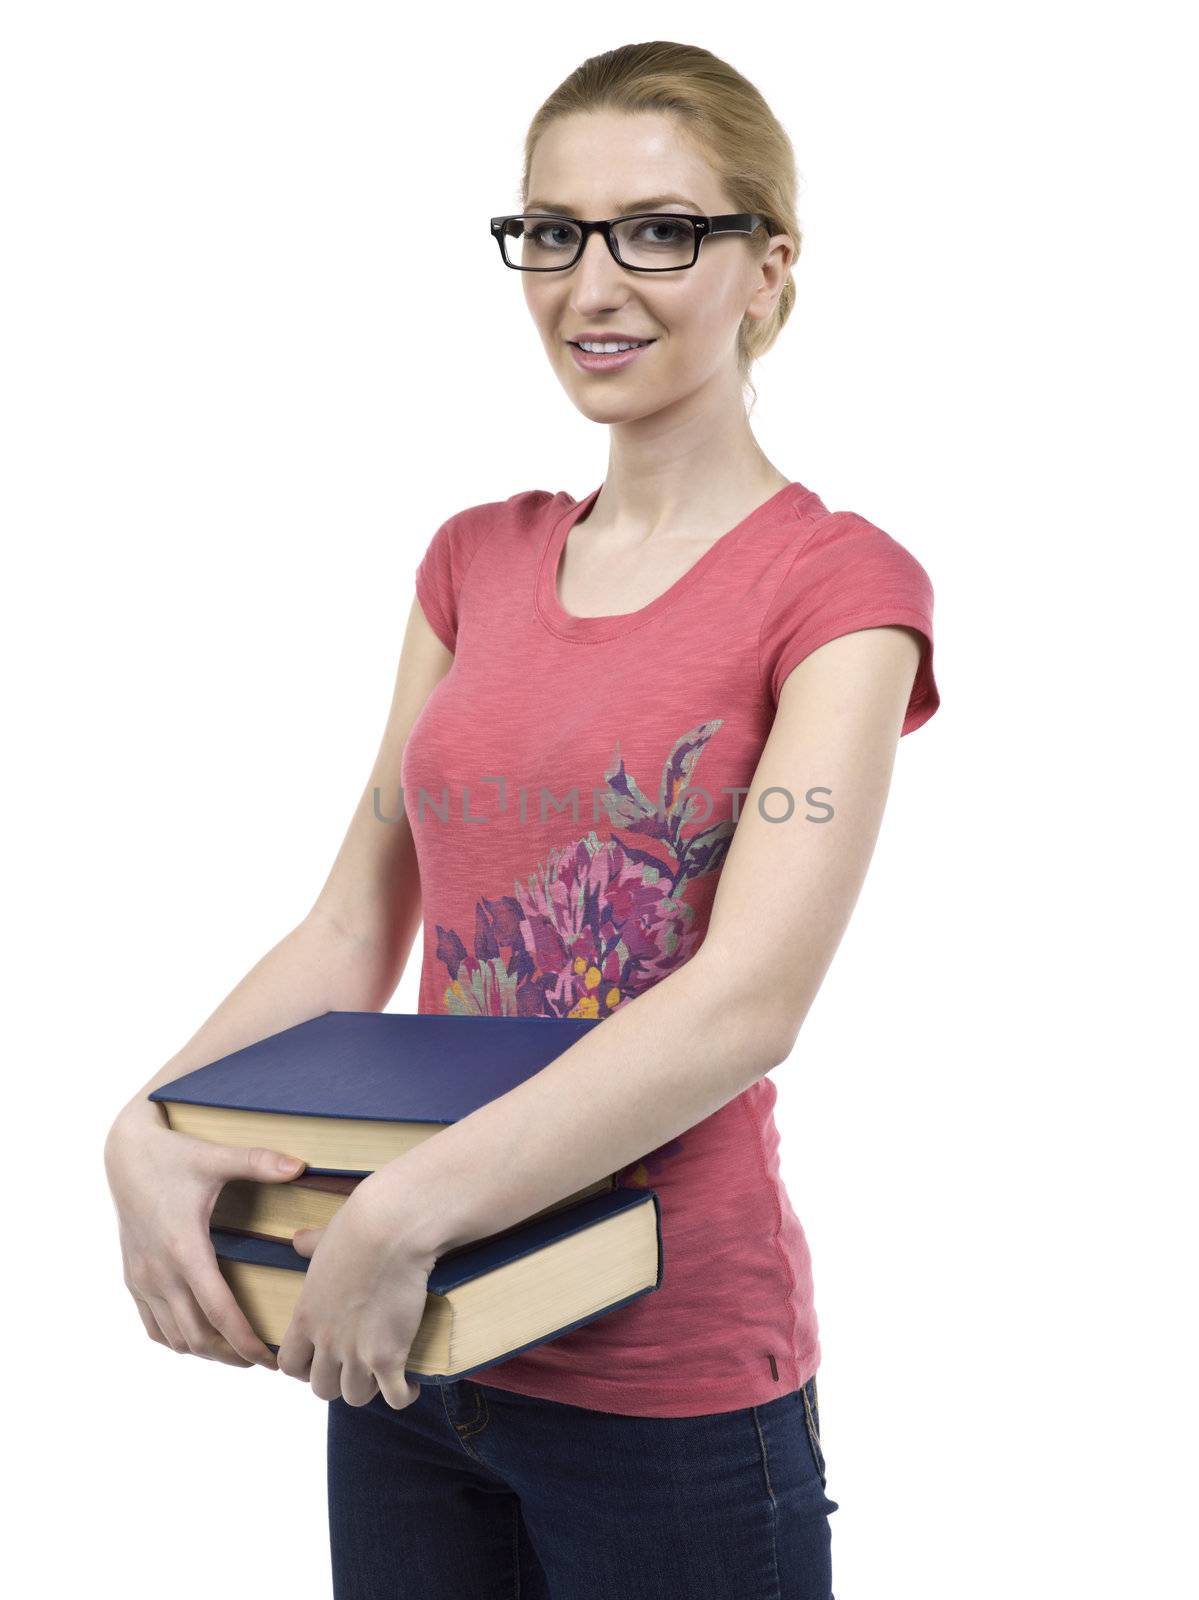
{"left": 518, "top": 110, "right": 794, "bottom": 424}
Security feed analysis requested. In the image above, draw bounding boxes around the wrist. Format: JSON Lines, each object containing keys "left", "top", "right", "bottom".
{"left": 351, "top": 1164, "right": 446, "bottom": 1270}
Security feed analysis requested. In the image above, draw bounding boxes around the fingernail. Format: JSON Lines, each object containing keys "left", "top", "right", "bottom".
{"left": 277, "top": 1155, "right": 301, "bottom": 1172}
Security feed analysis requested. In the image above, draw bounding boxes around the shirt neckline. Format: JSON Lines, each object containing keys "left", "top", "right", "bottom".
{"left": 535, "top": 480, "right": 812, "bottom": 643}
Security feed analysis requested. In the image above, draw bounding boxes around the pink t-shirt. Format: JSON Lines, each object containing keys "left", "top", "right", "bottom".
{"left": 404, "top": 480, "right": 939, "bottom": 1417}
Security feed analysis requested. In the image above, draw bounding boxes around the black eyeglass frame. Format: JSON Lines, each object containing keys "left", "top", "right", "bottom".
{"left": 489, "top": 212, "right": 769, "bottom": 272}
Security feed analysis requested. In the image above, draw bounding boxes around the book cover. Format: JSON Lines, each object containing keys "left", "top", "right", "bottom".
{"left": 149, "top": 1010, "right": 605, "bottom": 1174}
{"left": 150, "top": 1010, "right": 602, "bottom": 1125}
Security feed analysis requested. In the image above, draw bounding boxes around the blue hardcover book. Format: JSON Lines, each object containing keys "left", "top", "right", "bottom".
{"left": 211, "top": 1185, "right": 664, "bottom": 1384}
{"left": 149, "top": 1010, "right": 606, "bottom": 1177}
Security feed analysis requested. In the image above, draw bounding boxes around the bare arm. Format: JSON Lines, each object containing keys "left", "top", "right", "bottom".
{"left": 105, "top": 593, "right": 453, "bottom": 1364}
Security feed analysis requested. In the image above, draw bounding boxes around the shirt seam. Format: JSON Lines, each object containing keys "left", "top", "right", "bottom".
{"left": 771, "top": 604, "right": 933, "bottom": 708}
{"left": 533, "top": 503, "right": 694, "bottom": 645}
{"left": 453, "top": 503, "right": 507, "bottom": 640}
{"left": 477, "top": 1366, "right": 812, "bottom": 1397}
{"left": 414, "top": 566, "right": 455, "bottom": 654}
{"left": 755, "top": 507, "right": 841, "bottom": 693}
{"left": 737, "top": 1088, "right": 803, "bottom": 1391}
{"left": 535, "top": 593, "right": 698, "bottom": 645}
{"left": 539, "top": 486, "right": 820, "bottom": 647}
{"left": 474, "top": 1355, "right": 820, "bottom": 1403}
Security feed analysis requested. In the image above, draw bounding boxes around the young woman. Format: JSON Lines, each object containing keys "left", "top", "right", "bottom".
{"left": 105, "top": 41, "right": 939, "bottom": 1600}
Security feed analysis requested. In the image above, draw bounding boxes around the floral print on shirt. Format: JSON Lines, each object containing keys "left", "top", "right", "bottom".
{"left": 431, "top": 719, "right": 736, "bottom": 1186}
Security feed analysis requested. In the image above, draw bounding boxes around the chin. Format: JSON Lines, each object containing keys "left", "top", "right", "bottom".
{"left": 574, "top": 397, "right": 662, "bottom": 426}
{"left": 562, "top": 377, "right": 672, "bottom": 425}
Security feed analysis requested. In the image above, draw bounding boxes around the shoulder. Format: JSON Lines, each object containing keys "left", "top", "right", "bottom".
{"left": 413, "top": 490, "right": 568, "bottom": 652}
{"left": 420, "top": 489, "right": 562, "bottom": 570}
{"left": 432, "top": 488, "right": 565, "bottom": 550}
{"left": 760, "top": 501, "right": 940, "bottom": 731}
{"left": 784, "top": 505, "right": 935, "bottom": 605}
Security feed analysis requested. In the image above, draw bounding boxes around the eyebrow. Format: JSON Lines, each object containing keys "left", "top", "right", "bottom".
{"left": 523, "top": 193, "right": 703, "bottom": 216}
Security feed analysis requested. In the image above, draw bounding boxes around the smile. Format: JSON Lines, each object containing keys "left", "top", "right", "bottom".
{"left": 568, "top": 340, "right": 657, "bottom": 373}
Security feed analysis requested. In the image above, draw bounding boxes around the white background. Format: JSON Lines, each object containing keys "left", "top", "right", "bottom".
{"left": 4, "top": 3, "right": 1193, "bottom": 1596}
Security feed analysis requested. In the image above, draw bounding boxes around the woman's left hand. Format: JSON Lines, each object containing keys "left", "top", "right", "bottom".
{"left": 276, "top": 1177, "right": 437, "bottom": 1410}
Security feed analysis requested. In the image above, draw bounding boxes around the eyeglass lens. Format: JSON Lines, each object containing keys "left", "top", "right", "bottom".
{"left": 501, "top": 215, "right": 698, "bottom": 270}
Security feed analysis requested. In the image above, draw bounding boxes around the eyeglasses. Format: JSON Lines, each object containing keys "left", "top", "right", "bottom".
{"left": 489, "top": 212, "right": 768, "bottom": 272}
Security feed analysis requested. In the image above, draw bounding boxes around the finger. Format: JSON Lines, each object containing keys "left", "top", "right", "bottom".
{"left": 276, "top": 1323, "right": 315, "bottom": 1382}
{"left": 377, "top": 1364, "right": 421, "bottom": 1412}
{"left": 185, "top": 1250, "right": 281, "bottom": 1369}
{"left": 338, "top": 1356, "right": 380, "bottom": 1409}
{"left": 168, "top": 1279, "right": 254, "bottom": 1367}
{"left": 309, "top": 1348, "right": 344, "bottom": 1404}
{"left": 199, "top": 1142, "right": 307, "bottom": 1185}
{"left": 131, "top": 1292, "right": 172, "bottom": 1349}
{"left": 143, "top": 1291, "right": 187, "bottom": 1353}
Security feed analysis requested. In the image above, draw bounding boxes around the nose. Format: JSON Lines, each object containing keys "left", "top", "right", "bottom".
{"left": 572, "top": 227, "right": 628, "bottom": 281}
{"left": 566, "top": 229, "right": 636, "bottom": 313}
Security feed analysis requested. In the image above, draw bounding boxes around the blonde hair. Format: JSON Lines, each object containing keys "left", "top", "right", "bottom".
{"left": 520, "top": 41, "right": 802, "bottom": 413}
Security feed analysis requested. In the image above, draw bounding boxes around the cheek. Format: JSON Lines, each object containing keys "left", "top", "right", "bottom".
{"left": 664, "top": 309, "right": 742, "bottom": 374}
{"left": 668, "top": 275, "right": 745, "bottom": 348}
{"left": 522, "top": 279, "right": 556, "bottom": 334}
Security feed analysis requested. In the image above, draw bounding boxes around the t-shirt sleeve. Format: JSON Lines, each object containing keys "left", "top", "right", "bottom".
{"left": 759, "top": 510, "right": 940, "bottom": 734}
{"left": 413, "top": 502, "right": 499, "bottom": 654}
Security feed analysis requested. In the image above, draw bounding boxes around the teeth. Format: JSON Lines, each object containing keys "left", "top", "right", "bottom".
{"left": 578, "top": 340, "right": 647, "bottom": 353}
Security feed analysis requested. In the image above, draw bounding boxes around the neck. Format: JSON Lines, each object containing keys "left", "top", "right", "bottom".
{"left": 593, "top": 372, "right": 789, "bottom": 540}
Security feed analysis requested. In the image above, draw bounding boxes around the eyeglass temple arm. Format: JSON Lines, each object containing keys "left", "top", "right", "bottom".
{"left": 707, "top": 214, "right": 765, "bottom": 236}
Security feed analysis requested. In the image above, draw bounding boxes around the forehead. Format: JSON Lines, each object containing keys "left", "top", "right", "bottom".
{"left": 525, "top": 110, "right": 730, "bottom": 214}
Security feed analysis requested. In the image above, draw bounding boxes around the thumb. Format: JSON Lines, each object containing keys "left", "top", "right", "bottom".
{"left": 291, "top": 1226, "right": 324, "bottom": 1257}
{"left": 206, "top": 1143, "right": 307, "bottom": 1183}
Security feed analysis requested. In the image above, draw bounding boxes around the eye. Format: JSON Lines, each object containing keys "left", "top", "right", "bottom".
{"left": 632, "top": 219, "right": 690, "bottom": 246}
{"left": 526, "top": 220, "right": 581, "bottom": 253}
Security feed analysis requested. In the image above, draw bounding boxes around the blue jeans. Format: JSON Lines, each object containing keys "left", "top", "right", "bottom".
{"left": 326, "top": 1373, "right": 839, "bottom": 1598}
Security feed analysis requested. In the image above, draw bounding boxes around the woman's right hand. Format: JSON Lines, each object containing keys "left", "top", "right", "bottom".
{"left": 104, "top": 1101, "right": 308, "bottom": 1369}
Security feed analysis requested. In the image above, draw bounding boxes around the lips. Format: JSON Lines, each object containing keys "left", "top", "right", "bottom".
{"left": 568, "top": 341, "right": 656, "bottom": 373}
{"left": 567, "top": 337, "right": 657, "bottom": 348}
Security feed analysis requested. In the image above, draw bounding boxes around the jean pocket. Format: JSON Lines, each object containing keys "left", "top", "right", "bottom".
{"left": 801, "top": 1374, "right": 827, "bottom": 1486}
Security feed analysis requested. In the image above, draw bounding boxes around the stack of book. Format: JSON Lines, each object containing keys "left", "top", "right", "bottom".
{"left": 148, "top": 1011, "right": 663, "bottom": 1384}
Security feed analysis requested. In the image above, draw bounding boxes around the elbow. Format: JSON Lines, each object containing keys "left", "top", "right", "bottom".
{"left": 754, "top": 1002, "right": 803, "bottom": 1073}
{"left": 768, "top": 1014, "right": 804, "bottom": 1071}
{"left": 688, "top": 953, "right": 800, "bottom": 1081}
{"left": 693, "top": 951, "right": 804, "bottom": 1081}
